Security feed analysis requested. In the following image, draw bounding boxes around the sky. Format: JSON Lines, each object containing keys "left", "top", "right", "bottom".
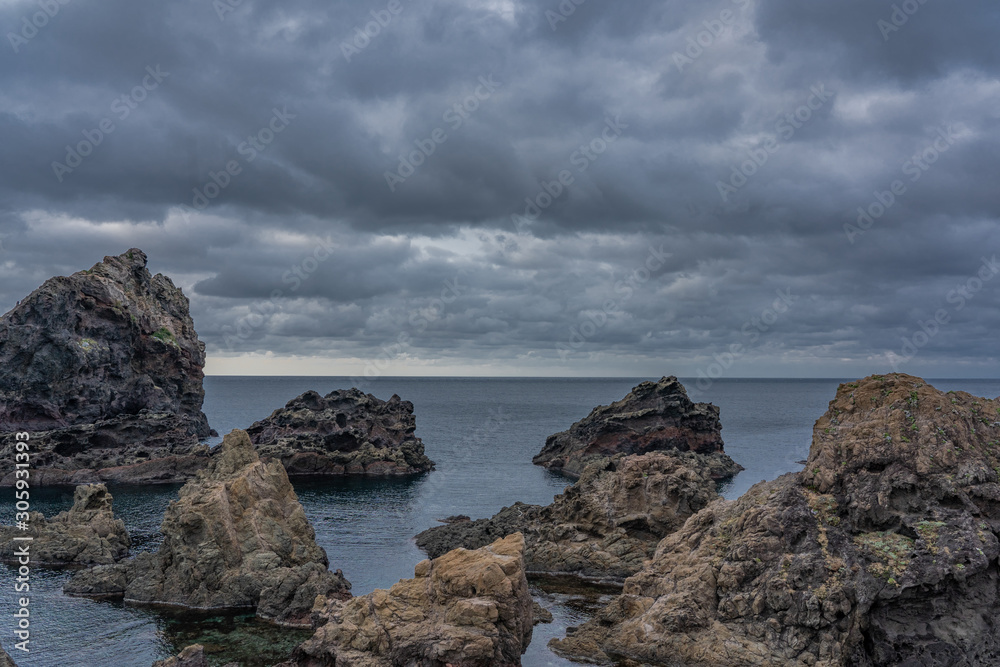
{"left": 1, "top": 0, "right": 998, "bottom": 379}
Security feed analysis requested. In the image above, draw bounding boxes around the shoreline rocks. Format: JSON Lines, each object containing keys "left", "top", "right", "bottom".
{"left": 0, "top": 249, "right": 214, "bottom": 486}
{"left": 64, "top": 430, "right": 350, "bottom": 626}
{"left": 0, "top": 483, "right": 130, "bottom": 566}
{"left": 282, "top": 533, "right": 533, "bottom": 667}
{"left": 247, "top": 389, "right": 435, "bottom": 476}
{"left": 418, "top": 450, "right": 729, "bottom": 583}
{"left": 551, "top": 374, "right": 1000, "bottom": 666}
{"left": 533, "top": 376, "right": 741, "bottom": 480}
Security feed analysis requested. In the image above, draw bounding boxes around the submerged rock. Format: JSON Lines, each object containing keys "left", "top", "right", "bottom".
{"left": 246, "top": 389, "right": 435, "bottom": 476}
{"left": 0, "top": 249, "right": 213, "bottom": 485}
{"left": 0, "top": 483, "right": 129, "bottom": 565}
{"left": 417, "top": 450, "right": 726, "bottom": 582}
{"left": 533, "top": 376, "right": 741, "bottom": 480}
{"left": 65, "top": 430, "right": 350, "bottom": 626}
{"left": 283, "top": 534, "right": 533, "bottom": 667}
{"left": 151, "top": 645, "right": 209, "bottom": 667}
{"left": 551, "top": 374, "right": 1000, "bottom": 666}
{"left": 0, "top": 641, "right": 15, "bottom": 667}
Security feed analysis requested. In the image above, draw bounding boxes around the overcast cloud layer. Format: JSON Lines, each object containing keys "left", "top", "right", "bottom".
{"left": 1, "top": 0, "right": 998, "bottom": 380}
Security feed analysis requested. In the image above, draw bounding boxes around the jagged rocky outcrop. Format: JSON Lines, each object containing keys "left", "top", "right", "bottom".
{"left": 247, "top": 389, "right": 434, "bottom": 476}
{"left": 64, "top": 430, "right": 350, "bottom": 626}
{"left": 0, "top": 249, "right": 213, "bottom": 485}
{"left": 0, "top": 483, "right": 129, "bottom": 565}
{"left": 282, "top": 533, "right": 533, "bottom": 667}
{"left": 417, "top": 450, "right": 726, "bottom": 582}
{"left": 552, "top": 374, "right": 1000, "bottom": 666}
{"left": 533, "top": 376, "right": 741, "bottom": 480}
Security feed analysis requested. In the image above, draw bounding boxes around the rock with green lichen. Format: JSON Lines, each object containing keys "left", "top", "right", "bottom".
{"left": 552, "top": 374, "right": 1000, "bottom": 666}
{"left": 0, "top": 249, "right": 214, "bottom": 485}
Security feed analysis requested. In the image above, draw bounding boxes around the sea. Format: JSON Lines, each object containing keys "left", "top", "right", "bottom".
{"left": 3, "top": 377, "right": 999, "bottom": 667}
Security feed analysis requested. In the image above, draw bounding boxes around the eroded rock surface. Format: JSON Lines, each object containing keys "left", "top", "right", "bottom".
{"left": 533, "top": 376, "right": 740, "bottom": 480}
{"left": 284, "top": 534, "right": 533, "bottom": 667}
{"left": 0, "top": 249, "right": 213, "bottom": 485}
{"left": 247, "top": 389, "right": 434, "bottom": 476}
{"left": 65, "top": 430, "right": 350, "bottom": 626}
{"left": 418, "top": 450, "right": 726, "bottom": 582}
{"left": 552, "top": 374, "right": 1000, "bottom": 666}
{"left": 0, "top": 483, "right": 129, "bottom": 565}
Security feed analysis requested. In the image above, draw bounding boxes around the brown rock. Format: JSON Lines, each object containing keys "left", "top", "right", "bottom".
{"left": 418, "top": 450, "right": 725, "bottom": 582}
{"left": 533, "top": 376, "right": 741, "bottom": 480}
{"left": 0, "top": 249, "right": 214, "bottom": 486}
{"left": 0, "top": 483, "right": 130, "bottom": 565}
{"left": 64, "top": 430, "right": 350, "bottom": 626}
{"left": 0, "top": 641, "right": 16, "bottom": 667}
{"left": 551, "top": 374, "right": 1000, "bottom": 666}
{"left": 247, "top": 389, "right": 434, "bottom": 476}
{"left": 286, "top": 534, "right": 533, "bottom": 667}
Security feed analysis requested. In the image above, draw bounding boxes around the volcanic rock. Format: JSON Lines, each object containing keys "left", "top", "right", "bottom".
{"left": 284, "top": 533, "right": 533, "bottom": 667}
{"left": 151, "top": 645, "right": 209, "bottom": 667}
{"left": 246, "top": 389, "right": 434, "bottom": 476}
{"left": 0, "top": 483, "right": 129, "bottom": 565}
{"left": 417, "top": 450, "right": 725, "bottom": 582}
{"left": 0, "top": 641, "right": 15, "bottom": 667}
{"left": 551, "top": 374, "right": 1000, "bottom": 666}
{"left": 64, "top": 429, "right": 350, "bottom": 626}
{"left": 533, "top": 376, "right": 741, "bottom": 480}
{"left": 0, "top": 249, "right": 213, "bottom": 485}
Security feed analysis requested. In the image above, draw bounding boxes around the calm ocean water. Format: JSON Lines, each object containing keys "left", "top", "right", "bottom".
{"left": 3, "top": 377, "right": 999, "bottom": 666}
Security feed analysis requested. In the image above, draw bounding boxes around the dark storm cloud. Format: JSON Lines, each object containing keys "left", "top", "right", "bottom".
{"left": 1, "top": 0, "right": 999, "bottom": 377}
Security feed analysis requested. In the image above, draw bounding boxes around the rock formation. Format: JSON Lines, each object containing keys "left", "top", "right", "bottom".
{"left": 0, "top": 249, "right": 213, "bottom": 485}
{"left": 551, "top": 374, "right": 1000, "bottom": 666}
{"left": 0, "top": 483, "right": 130, "bottom": 565}
{"left": 64, "top": 430, "right": 350, "bottom": 626}
{"left": 246, "top": 389, "right": 434, "bottom": 476}
{"left": 533, "top": 376, "right": 741, "bottom": 480}
{"left": 151, "top": 645, "right": 209, "bottom": 667}
{"left": 283, "top": 533, "right": 533, "bottom": 667}
{"left": 417, "top": 450, "right": 724, "bottom": 582}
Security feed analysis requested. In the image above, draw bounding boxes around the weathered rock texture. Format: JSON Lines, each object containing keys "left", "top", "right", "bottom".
{"left": 151, "top": 645, "right": 209, "bottom": 667}
{"left": 247, "top": 389, "right": 434, "bottom": 476}
{"left": 0, "top": 483, "right": 130, "bottom": 565}
{"left": 64, "top": 430, "right": 350, "bottom": 626}
{"left": 285, "top": 533, "right": 533, "bottom": 667}
{"left": 552, "top": 374, "right": 1000, "bottom": 666}
{"left": 0, "top": 249, "right": 213, "bottom": 485}
{"left": 533, "top": 376, "right": 741, "bottom": 480}
{"left": 417, "top": 450, "right": 724, "bottom": 582}
{"left": 0, "top": 641, "right": 15, "bottom": 667}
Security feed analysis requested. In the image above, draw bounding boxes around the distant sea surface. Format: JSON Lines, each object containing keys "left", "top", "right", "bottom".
{"left": 3, "top": 377, "right": 999, "bottom": 666}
